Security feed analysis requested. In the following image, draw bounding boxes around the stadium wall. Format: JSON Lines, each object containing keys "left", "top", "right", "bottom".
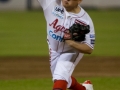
{"left": 0, "top": 0, "right": 120, "bottom": 11}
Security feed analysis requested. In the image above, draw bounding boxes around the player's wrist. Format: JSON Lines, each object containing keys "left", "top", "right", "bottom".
{"left": 65, "top": 40, "right": 75, "bottom": 46}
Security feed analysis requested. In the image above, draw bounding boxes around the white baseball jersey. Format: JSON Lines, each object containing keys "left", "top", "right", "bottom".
{"left": 38, "top": 0, "right": 95, "bottom": 53}
{"left": 38, "top": 0, "right": 95, "bottom": 88}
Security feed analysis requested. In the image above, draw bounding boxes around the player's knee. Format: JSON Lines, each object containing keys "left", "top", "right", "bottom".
{"left": 53, "top": 75, "right": 66, "bottom": 81}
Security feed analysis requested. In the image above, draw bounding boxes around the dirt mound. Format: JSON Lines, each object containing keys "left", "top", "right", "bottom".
{"left": 0, "top": 56, "right": 120, "bottom": 80}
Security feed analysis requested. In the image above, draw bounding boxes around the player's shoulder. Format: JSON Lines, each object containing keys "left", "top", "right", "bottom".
{"left": 80, "top": 7, "right": 90, "bottom": 18}
{"left": 80, "top": 7, "right": 93, "bottom": 22}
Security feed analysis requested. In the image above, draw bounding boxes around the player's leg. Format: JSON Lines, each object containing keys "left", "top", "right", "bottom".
{"left": 52, "top": 59, "right": 70, "bottom": 90}
{"left": 68, "top": 54, "right": 93, "bottom": 90}
{"left": 49, "top": 49, "right": 67, "bottom": 90}
{"left": 67, "top": 53, "right": 86, "bottom": 90}
{"left": 52, "top": 52, "right": 83, "bottom": 90}
{"left": 53, "top": 79, "right": 67, "bottom": 90}
{"left": 68, "top": 76, "right": 86, "bottom": 90}
{"left": 68, "top": 76, "right": 94, "bottom": 90}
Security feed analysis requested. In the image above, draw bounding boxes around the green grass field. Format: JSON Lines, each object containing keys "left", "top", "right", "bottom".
{"left": 0, "top": 77, "right": 120, "bottom": 90}
{"left": 0, "top": 10, "right": 120, "bottom": 56}
{"left": 0, "top": 10, "right": 120, "bottom": 90}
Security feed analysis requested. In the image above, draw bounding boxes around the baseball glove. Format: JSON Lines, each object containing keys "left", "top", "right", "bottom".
{"left": 63, "top": 23, "right": 90, "bottom": 41}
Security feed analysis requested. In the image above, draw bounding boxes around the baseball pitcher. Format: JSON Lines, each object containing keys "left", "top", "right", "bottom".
{"left": 38, "top": 0, "right": 95, "bottom": 90}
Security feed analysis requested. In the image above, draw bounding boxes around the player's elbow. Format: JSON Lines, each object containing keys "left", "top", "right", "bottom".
{"left": 79, "top": 48, "right": 93, "bottom": 54}
{"left": 81, "top": 44, "right": 93, "bottom": 54}
{"left": 86, "top": 49, "right": 93, "bottom": 54}
{"left": 87, "top": 51, "right": 92, "bottom": 54}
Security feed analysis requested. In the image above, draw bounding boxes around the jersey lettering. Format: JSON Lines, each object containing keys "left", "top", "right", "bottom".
{"left": 49, "top": 19, "right": 68, "bottom": 33}
{"left": 49, "top": 30, "right": 64, "bottom": 42}
{"left": 49, "top": 19, "right": 58, "bottom": 29}
{"left": 90, "top": 34, "right": 95, "bottom": 38}
{"left": 54, "top": 5, "right": 64, "bottom": 14}
{"left": 52, "top": 5, "right": 64, "bottom": 19}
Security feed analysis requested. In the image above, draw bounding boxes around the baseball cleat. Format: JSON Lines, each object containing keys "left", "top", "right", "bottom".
{"left": 82, "top": 80, "right": 94, "bottom": 90}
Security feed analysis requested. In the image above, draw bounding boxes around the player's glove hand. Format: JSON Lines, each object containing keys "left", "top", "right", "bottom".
{"left": 63, "top": 23, "right": 90, "bottom": 41}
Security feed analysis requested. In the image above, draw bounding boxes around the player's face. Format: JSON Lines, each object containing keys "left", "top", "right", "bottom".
{"left": 62, "top": 0, "right": 82, "bottom": 10}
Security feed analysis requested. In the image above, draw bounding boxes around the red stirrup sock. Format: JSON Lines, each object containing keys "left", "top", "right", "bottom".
{"left": 69, "top": 76, "right": 86, "bottom": 90}
{"left": 53, "top": 80, "right": 67, "bottom": 90}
